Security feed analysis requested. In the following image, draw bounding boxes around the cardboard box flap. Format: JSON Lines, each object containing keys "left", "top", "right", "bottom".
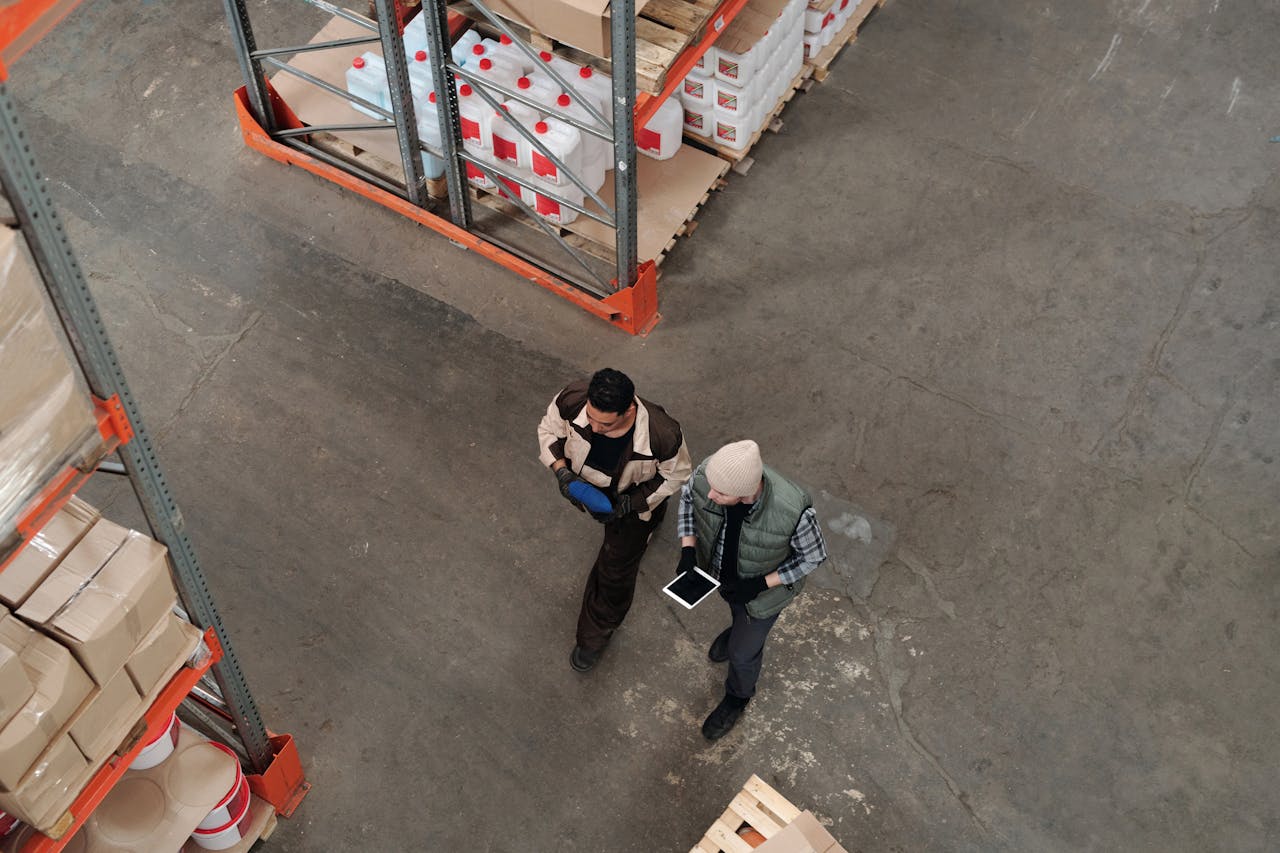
{"left": 17, "top": 518, "right": 130, "bottom": 625}
{"left": 0, "top": 497, "right": 100, "bottom": 610}
{"left": 755, "top": 811, "right": 848, "bottom": 853}
{"left": 716, "top": 0, "right": 790, "bottom": 54}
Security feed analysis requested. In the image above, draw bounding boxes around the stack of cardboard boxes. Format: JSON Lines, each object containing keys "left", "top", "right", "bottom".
{"left": 0, "top": 497, "right": 204, "bottom": 835}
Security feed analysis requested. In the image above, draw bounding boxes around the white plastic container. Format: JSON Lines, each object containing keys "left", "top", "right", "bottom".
{"left": 189, "top": 795, "right": 252, "bottom": 851}
{"left": 514, "top": 71, "right": 561, "bottom": 111}
{"left": 681, "top": 103, "right": 713, "bottom": 138}
{"left": 689, "top": 45, "right": 715, "bottom": 78}
{"left": 196, "top": 743, "right": 250, "bottom": 832}
{"left": 573, "top": 65, "right": 614, "bottom": 109}
{"left": 407, "top": 49, "right": 436, "bottom": 113}
{"left": 553, "top": 93, "right": 608, "bottom": 191}
{"left": 465, "top": 146, "right": 496, "bottom": 190}
{"left": 345, "top": 53, "right": 388, "bottom": 120}
{"left": 530, "top": 174, "right": 584, "bottom": 225}
{"left": 712, "top": 75, "right": 755, "bottom": 119}
{"left": 714, "top": 41, "right": 763, "bottom": 86}
{"left": 471, "top": 54, "right": 521, "bottom": 93}
{"left": 536, "top": 50, "right": 582, "bottom": 86}
{"left": 130, "top": 712, "right": 180, "bottom": 771}
{"left": 452, "top": 29, "right": 481, "bottom": 66}
{"left": 489, "top": 34, "right": 531, "bottom": 73}
{"left": 521, "top": 118, "right": 583, "bottom": 185}
{"left": 455, "top": 83, "right": 488, "bottom": 148}
{"left": 803, "top": 6, "right": 827, "bottom": 33}
{"left": 402, "top": 13, "right": 430, "bottom": 58}
{"left": 713, "top": 102, "right": 756, "bottom": 151}
{"left": 680, "top": 73, "right": 715, "bottom": 108}
{"left": 802, "top": 30, "right": 824, "bottom": 62}
{"left": 490, "top": 101, "right": 541, "bottom": 165}
{"left": 635, "top": 94, "right": 683, "bottom": 160}
{"left": 415, "top": 91, "right": 447, "bottom": 179}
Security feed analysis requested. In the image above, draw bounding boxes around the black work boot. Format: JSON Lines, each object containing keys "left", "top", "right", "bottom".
{"left": 570, "top": 645, "right": 602, "bottom": 673}
{"left": 707, "top": 627, "right": 731, "bottom": 663}
{"left": 701, "top": 693, "right": 749, "bottom": 740}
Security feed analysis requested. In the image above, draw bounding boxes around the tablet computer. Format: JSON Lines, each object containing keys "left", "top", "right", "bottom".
{"left": 662, "top": 567, "right": 721, "bottom": 609}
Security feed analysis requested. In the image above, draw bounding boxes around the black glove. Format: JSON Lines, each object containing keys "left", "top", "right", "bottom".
{"left": 554, "top": 466, "right": 585, "bottom": 512}
{"left": 676, "top": 546, "right": 696, "bottom": 578}
{"left": 592, "top": 491, "right": 634, "bottom": 524}
{"left": 724, "top": 575, "right": 768, "bottom": 604}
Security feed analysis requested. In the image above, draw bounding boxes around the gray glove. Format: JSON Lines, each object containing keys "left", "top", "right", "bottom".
{"left": 554, "top": 466, "right": 586, "bottom": 512}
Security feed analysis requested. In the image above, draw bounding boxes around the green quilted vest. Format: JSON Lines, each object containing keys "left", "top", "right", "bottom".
{"left": 691, "top": 463, "right": 812, "bottom": 618}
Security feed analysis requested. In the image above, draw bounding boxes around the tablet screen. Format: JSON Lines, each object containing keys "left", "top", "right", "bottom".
{"left": 663, "top": 567, "right": 720, "bottom": 609}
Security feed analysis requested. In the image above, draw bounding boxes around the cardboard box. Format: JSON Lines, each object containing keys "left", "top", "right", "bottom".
{"left": 0, "top": 642, "right": 34, "bottom": 730}
{"left": 67, "top": 667, "right": 143, "bottom": 763}
{"left": 716, "top": 0, "right": 791, "bottom": 55}
{"left": 0, "top": 228, "right": 99, "bottom": 528}
{"left": 480, "top": 0, "right": 651, "bottom": 58}
{"left": 126, "top": 612, "right": 203, "bottom": 696}
{"left": 0, "top": 496, "right": 100, "bottom": 609}
{"left": 755, "top": 811, "right": 849, "bottom": 853}
{"left": 0, "top": 734, "right": 89, "bottom": 832}
{"left": 0, "top": 616, "right": 94, "bottom": 792}
{"left": 19, "top": 526, "right": 178, "bottom": 685}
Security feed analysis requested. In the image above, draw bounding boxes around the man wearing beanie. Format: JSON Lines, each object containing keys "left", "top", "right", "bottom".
{"left": 677, "top": 440, "right": 828, "bottom": 739}
{"left": 538, "top": 369, "right": 693, "bottom": 672}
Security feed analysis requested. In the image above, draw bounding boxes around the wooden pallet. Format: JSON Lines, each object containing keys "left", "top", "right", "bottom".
{"left": 448, "top": 0, "right": 728, "bottom": 95}
{"left": 310, "top": 132, "right": 450, "bottom": 199}
{"left": 691, "top": 775, "right": 803, "bottom": 853}
{"left": 683, "top": 64, "right": 812, "bottom": 175}
{"left": 805, "top": 0, "right": 884, "bottom": 82}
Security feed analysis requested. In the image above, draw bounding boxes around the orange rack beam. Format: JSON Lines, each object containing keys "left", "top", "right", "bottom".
{"left": 0, "top": 0, "right": 84, "bottom": 80}
{"left": 17, "top": 628, "right": 223, "bottom": 853}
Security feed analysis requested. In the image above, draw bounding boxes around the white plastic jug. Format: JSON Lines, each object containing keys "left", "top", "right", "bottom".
{"left": 490, "top": 101, "right": 541, "bottom": 165}
{"left": 346, "top": 53, "right": 389, "bottom": 120}
{"left": 713, "top": 75, "right": 755, "bottom": 119}
{"left": 681, "top": 103, "right": 712, "bottom": 138}
{"left": 553, "top": 93, "right": 608, "bottom": 191}
{"left": 464, "top": 142, "right": 497, "bottom": 189}
{"left": 471, "top": 54, "right": 521, "bottom": 94}
{"left": 452, "top": 30, "right": 481, "bottom": 66}
{"left": 689, "top": 46, "right": 715, "bottom": 78}
{"left": 515, "top": 72, "right": 561, "bottom": 110}
{"left": 636, "top": 94, "right": 683, "bottom": 160}
{"left": 488, "top": 34, "right": 531, "bottom": 74}
{"left": 455, "top": 83, "right": 489, "bottom": 147}
{"left": 714, "top": 41, "right": 762, "bottom": 86}
{"left": 712, "top": 100, "right": 755, "bottom": 151}
{"left": 680, "top": 73, "right": 715, "bottom": 108}
{"left": 802, "top": 30, "right": 823, "bottom": 61}
{"left": 573, "top": 65, "right": 614, "bottom": 110}
{"left": 402, "top": 13, "right": 430, "bottom": 59}
{"left": 408, "top": 50, "right": 436, "bottom": 114}
{"left": 536, "top": 50, "right": 582, "bottom": 87}
{"left": 415, "top": 92, "right": 446, "bottom": 180}
{"left": 530, "top": 174, "right": 585, "bottom": 225}
{"left": 521, "top": 118, "right": 583, "bottom": 186}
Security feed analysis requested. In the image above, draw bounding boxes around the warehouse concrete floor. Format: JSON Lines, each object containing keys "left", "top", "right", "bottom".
{"left": 11, "top": 0, "right": 1278, "bottom": 849}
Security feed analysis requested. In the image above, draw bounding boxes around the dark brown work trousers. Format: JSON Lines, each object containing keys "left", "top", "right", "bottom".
{"left": 575, "top": 502, "right": 667, "bottom": 652}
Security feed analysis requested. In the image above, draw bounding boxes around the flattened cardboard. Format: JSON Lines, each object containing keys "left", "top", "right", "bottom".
{"left": 0, "top": 497, "right": 99, "bottom": 609}
{"left": 68, "top": 667, "right": 143, "bottom": 762}
{"left": 0, "top": 617, "right": 94, "bottom": 792}
{"left": 126, "top": 613, "right": 202, "bottom": 696}
{"left": 71, "top": 725, "right": 239, "bottom": 852}
{"left": 0, "top": 734, "right": 89, "bottom": 832}
{"left": 717, "top": 0, "right": 791, "bottom": 54}
{"left": 272, "top": 17, "right": 729, "bottom": 264}
{"left": 755, "top": 811, "right": 849, "bottom": 853}
{"left": 0, "top": 643, "right": 33, "bottom": 730}
{"left": 179, "top": 795, "right": 274, "bottom": 853}
{"left": 20, "top": 528, "right": 178, "bottom": 685}
{"left": 481, "top": 0, "right": 651, "bottom": 58}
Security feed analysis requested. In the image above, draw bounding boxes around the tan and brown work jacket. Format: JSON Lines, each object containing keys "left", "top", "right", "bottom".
{"left": 537, "top": 380, "right": 693, "bottom": 521}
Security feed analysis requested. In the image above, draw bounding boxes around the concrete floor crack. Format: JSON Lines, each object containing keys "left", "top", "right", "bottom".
{"left": 159, "top": 310, "right": 263, "bottom": 439}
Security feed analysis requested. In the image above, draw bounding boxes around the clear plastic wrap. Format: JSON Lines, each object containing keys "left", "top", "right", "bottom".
{"left": 0, "top": 226, "right": 100, "bottom": 535}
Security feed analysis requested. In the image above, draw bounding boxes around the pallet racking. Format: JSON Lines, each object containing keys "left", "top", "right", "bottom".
{"left": 0, "top": 2, "right": 308, "bottom": 848}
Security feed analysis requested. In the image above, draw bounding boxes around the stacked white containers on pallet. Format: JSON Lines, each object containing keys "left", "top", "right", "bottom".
{"left": 681, "top": 0, "right": 806, "bottom": 150}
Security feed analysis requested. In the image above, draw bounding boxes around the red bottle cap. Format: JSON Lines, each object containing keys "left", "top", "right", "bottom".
{"left": 479, "top": 58, "right": 493, "bottom": 70}
{"left": 557, "top": 93, "right": 571, "bottom": 107}
{"left": 540, "top": 50, "right": 553, "bottom": 62}
{"left": 472, "top": 44, "right": 485, "bottom": 55}
{"left": 517, "top": 76, "right": 531, "bottom": 89}
{"left": 535, "top": 121, "right": 549, "bottom": 133}
{"left": 459, "top": 84, "right": 473, "bottom": 96}
{"left": 579, "top": 66, "right": 592, "bottom": 79}
{"left": 415, "top": 50, "right": 427, "bottom": 61}
{"left": 500, "top": 34, "right": 513, "bottom": 44}
{"left": 428, "top": 92, "right": 437, "bottom": 103}
{"left": 352, "top": 57, "right": 365, "bottom": 69}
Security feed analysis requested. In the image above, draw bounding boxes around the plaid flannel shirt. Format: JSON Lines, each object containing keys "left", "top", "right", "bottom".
{"left": 677, "top": 478, "right": 827, "bottom": 586}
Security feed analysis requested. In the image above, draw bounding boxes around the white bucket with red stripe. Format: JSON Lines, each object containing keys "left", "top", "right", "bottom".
{"left": 130, "top": 712, "right": 180, "bottom": 770}
{"left": 189, "top": 743, "right": 252, "bottom": 850}
{"left": 195, "top": 742, "right": 250, "bottom": 831}
{"left": 0, "top": 810, "right": 19, "bottom": 837}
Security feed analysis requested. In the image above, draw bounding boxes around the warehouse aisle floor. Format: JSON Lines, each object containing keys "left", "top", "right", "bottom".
{"left": 11, "top": 0, "right": 1278, "bottom": 849}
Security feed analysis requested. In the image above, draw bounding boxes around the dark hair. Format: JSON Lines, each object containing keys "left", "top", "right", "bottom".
{"left": 587, "top": 368, "right": 635, "bottom": 415}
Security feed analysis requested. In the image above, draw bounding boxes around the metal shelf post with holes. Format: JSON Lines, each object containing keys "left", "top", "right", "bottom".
{"left": 222, "top": 0, "right": 753, "bottom": 334}
{"left": 0, "top": 2, "right": 308, "bottom": 849}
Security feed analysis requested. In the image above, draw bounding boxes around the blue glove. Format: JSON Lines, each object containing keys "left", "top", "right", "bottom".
{"left": 567, "top": 479, "right": 614, "bottom": 515}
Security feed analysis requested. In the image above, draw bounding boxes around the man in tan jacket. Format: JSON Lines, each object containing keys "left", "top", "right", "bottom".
{"left": 538, "top": 369, "right": 692, "bottom": 672}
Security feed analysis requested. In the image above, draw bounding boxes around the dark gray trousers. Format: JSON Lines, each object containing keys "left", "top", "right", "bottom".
{"left": 724, "top": 601, "right": 782, "bottom": 701}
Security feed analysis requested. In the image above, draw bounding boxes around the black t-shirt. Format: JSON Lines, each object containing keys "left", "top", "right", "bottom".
{"left": 718, "top": 502, "right": 753, "bottom": 594}
{"left": 585, "top": 425, "right": 634, "bottom": 477}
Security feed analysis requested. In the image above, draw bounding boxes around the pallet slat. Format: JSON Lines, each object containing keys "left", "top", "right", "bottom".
{"left": 691, "top": 775, "right": 802, "bottom": 853}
